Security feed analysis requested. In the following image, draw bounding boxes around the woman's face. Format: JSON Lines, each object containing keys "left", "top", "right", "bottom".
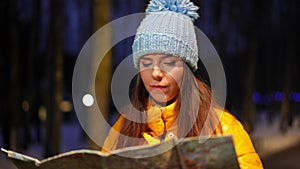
{"left": 139, "top": 54, "right": 184, "bottom": 103}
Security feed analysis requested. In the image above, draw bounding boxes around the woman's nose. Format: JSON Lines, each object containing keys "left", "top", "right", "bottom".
{"left": 151, "top": 66, "right": 163, "bottom": 80}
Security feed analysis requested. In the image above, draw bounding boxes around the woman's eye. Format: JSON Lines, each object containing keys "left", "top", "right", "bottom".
{"left": 164, "top": 61, "right": 176, "bottom": 66}
{"left": 142, "top": 62, "right": 152, "bottom": 67}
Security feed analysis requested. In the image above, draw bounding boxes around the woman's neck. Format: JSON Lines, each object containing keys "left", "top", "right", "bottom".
{"left": 149, "top": 96, "right": 178, "bottom": 108}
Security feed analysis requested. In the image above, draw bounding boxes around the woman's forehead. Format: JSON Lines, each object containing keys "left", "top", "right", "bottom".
{"left": 140, "top": 54, "right": 179, "bottom": 60}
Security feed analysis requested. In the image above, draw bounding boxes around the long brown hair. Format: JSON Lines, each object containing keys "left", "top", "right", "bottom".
{"left": 115, "top": 64, "right": 222, "bottom": 149}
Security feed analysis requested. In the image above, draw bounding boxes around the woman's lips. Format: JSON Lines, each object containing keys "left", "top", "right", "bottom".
{"left": 151, "top": 85, "right": 167, "bottom": 90}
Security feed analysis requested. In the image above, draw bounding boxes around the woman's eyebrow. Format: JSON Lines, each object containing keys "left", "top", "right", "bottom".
{"left": 140, "top": 57, "right": 152, "bottom": 60}
{"left": 161, "top": 55, "right": 179, "bottom": 60}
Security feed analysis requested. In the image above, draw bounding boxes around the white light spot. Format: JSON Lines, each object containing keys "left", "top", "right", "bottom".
{"left": 168, "top": 132, "right": 174, "bottom": 138}
{"left": 82, "top": 94, "right": 94, "bottom": 107}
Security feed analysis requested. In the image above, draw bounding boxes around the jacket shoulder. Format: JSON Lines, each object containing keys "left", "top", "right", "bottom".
{"left": 218, "top": 110, "right": 264, "bottom": 169}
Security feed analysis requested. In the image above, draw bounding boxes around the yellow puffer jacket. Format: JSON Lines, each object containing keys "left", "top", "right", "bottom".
{"left": 218, "top": 111, "right": 263, "bottom": 169}
{"left": 102, "top": 102, "right": 263, "bottom": 169}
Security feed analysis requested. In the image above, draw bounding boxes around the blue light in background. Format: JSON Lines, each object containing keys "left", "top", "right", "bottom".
{"left": 252, "top": 91, "right": 300, "bottom": 104}
{"left": 291, "top": 92, "right": 300, "bottom": 102}
{"left": 252, "top": 92, "right": 261, "bottom": 103}
{"left": 274, "top": 91, "right": 284, "bottom": 102}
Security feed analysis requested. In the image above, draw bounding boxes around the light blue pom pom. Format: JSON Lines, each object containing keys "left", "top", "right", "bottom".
{"left": 146, "top": 0, "right": 199, "bottom": 21}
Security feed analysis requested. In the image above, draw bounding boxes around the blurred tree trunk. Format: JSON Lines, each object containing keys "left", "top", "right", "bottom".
{"left": 265, "top": 43, "right": 276, "bottom": 125}
{"left": 0, "top": 0, "right": 11, "bottom": 150}
{"left": 45, "top": 0, "right": 64, "bottom": 157}
{"left": 22, "top": 0, "right": 41, "bottom": 149}
{"left": 89, "top": 0, "right": 112, "bottom": 149}
{"left": 280, "top": 87, "right": 290, "bottom": 133}
{"left": 241, "top": 0, "right": 262, "bottom": 133}
{"left": 280, "top": 45, "right": 292, "bottom": 133}
{"left": 8, "top": 0, "right": 21, "bottom": 151}
{"left": 31, "top": 0, "right": 42, "bottom": 144}
{"left": 279, "top": 30, "right": 291, "bottom": 134}
{"left": 279, "top": 0, "right": 297, "bottom": 133}
{"left": 242, "top": 41, "right": 256, "bottom": 133}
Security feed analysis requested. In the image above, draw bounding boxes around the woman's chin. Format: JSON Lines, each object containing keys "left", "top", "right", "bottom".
{"left": 151, "top": 96, "right": 167, "bottom": 104}
{"left": 149, "top": 94, "right": 177, "bottom": 106}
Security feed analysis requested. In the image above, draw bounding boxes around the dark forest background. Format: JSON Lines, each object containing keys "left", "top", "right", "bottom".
{"left": 0, "top": 0, "right": 299, "bottom": 160}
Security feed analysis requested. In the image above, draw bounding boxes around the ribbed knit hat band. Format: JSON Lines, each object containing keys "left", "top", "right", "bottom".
{"left": 132, "top": 0, "right": 199, "bottom": 71}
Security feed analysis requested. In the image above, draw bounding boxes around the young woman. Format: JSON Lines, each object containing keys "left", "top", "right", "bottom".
{"left": 102, "top": 0, "right": 263, "bottom": 168}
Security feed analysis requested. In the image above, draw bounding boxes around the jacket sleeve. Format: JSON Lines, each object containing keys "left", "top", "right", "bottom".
{"left": 220, "top": 112, "right": 264, "bottom": 169}
{"left": 101, "top": 116, "right": 124, "bottom": 153}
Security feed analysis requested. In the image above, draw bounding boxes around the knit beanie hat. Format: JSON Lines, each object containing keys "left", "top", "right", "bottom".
{"left": 132, "top": 0, "right": 199, "bottom": 71}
